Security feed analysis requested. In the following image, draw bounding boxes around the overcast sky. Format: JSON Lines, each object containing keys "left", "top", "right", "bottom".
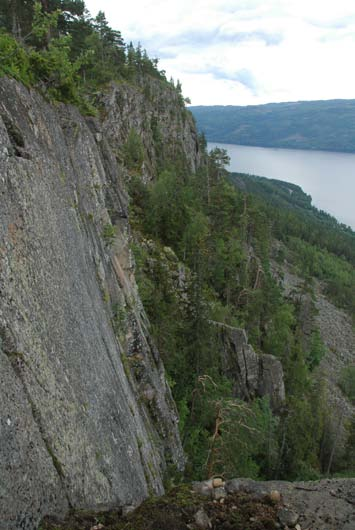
{"left": 85, "top": 0, "right": 355, "bottom": 106}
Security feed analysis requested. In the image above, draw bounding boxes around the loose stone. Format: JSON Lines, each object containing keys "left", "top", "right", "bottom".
{"left": 194, "top": 508, "right": 212, "bottom": 529}
{"left": 278, "top": 507, "right": 300, "bottom": 527}
{"left": 213, "top": 486, "right": 227, "bottom": 501}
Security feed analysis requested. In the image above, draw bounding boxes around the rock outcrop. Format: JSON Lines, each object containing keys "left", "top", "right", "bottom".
{"left": 0, "top": 77, "right": 200, "bottom": 529}
{"left": 100, "top": 78, "right": 201, "bottom": 181}
{"left": 40, "top": 476, "right": 355, "bottom": 530}
{"left": 194, "top": 477, "right": 355, "bottom": 530}
{"left": 218, "top": 323, "right": 285, "bottom": 410}
{"left": 271, "top": 252, "right": 355, "bottom": 462}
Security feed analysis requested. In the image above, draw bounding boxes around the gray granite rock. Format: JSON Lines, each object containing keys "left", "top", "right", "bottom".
{"left": 194, "top": 508, "right": 212, "bottom": 529}
{"left": 0, "top": 77, "right": 192, "bottom": 530}
{"left": 278, "top": 507, "right": 299, "bottom": 527}
{"left": 197, "top": 477, "right": 355, "bottom": 530}
{"left": 212, "top": 487, "right": 227, "bottom": 501}
{"left": 218, "top": 323, "right": 285, "bottom": 409}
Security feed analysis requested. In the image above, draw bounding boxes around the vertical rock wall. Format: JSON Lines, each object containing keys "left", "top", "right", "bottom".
{"left": 0, "top": 77, "right": 198, "bottom": 530}
{"left": 219, "top": 324, "right": 285, "bottom": 410}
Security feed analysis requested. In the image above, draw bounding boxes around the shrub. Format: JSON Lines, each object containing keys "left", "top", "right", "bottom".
{"left": 122, "top": 129, "right": 144, "bottom": 170}
{"left": 339, "top": 365, "right": 355, "bottom": 404}
{"left": 102, "top": 223, "right": 115, "bottom": 245}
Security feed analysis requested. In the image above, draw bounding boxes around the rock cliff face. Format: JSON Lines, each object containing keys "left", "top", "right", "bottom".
{"left": 218, "top": 324, "right": 285, "bottom": 410}
{"left": 0, "top": 77, "right": 199, "bottom": 530}
{"left": 100, "top": 79, "right": 201, "bottom": 181}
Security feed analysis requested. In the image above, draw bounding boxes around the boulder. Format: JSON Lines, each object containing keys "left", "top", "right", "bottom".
{"left": 218, "top": 323, "right": 285, "bottom": 409}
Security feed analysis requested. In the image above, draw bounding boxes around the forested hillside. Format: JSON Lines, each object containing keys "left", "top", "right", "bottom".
{"left": 0, "top": 0, "right": 181, "bottom": 112}
{"left": 130, "top": 146, "right": 355, "bottom": 482}
{"left": 190, "top": 100, "right": 355, "bottom": 152}
{"left": 231, "top": 174, "right": 355, "bottom": 299}
{"left": 0, "top": 3, "right": 354, "bottom": 528}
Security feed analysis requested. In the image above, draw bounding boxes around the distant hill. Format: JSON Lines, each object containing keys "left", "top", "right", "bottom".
{"left": 190, "top": 100, "right": 355, "bottom": 152}
{"left": 230, "top": 173, "right": 355, "bottom": 241}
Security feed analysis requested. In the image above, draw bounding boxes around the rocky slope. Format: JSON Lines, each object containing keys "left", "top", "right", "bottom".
{"left": 216, "top": 323, "right": 285, "bottom": 410}
{"left": 272, "top": 254, "right": 355, "bottom": 463}
{"left": 41, "top": 477, "right": 355, "bottom": 530}
{"left": 192, "top": 476, "right": 355, "bottom": 530}
{"left": 0, "top": 76, "right": 199, "bottom": 530}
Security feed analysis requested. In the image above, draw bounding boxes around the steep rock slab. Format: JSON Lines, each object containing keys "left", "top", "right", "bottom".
{"left": 100, "top": 79, "right": 201, "bottom": 181}
{"left": 218, "top": 324, "right": 285, "bottom": 409}
{"left": 0, "top": 78, "right": 184, "bottom": 530}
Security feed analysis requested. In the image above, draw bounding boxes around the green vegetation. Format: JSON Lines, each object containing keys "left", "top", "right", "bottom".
{"left": 2, "top": 0, "right": 354, "bottom": 489}
{"left": 191, "top": 100, "right": 355, "bottom": 153}
{"left": 40, "top": 483, "right": 280, "bottom": 530}
{"left": 0, "top": 1, "right": 170, "bottom": 112}
{"left": 232, "top": 174, "right": 355, "bottom": 314}
{"left": 339, "top": 366, "right": 355, "bottom": 404}
{"left": 102, "top": 223, "right": 115, "bottom": 245}
{"left": 122, "top": 128, "right": 145, "bottom": 171}
{"left": 129, "top": 145, "right": 355, "bottom": 482}
{"left": 306, "top": 330, "right": 326, "bottom": 371}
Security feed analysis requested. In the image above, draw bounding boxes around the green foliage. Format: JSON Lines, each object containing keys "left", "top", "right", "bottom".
{"left": 130, "top": 149, "right": 336, "bottom": 481}
{"left": 0, "top": 31, "right": 32, "bottom": 83}
{"left": 279, "top": 399, "right": 321, "bottom": 480}
{"left": 130, "top": 136, "right": 355, "bottom": 481}
{"left": 80, "top": 11, "right": 125, "bottom": 87}
{"left": 339, "top": 366, "right": 355, "bottom": 404}
{"left": 207, "top": 397, "right": 279, "bottom": 480}
{"left": 276, "top": 376, "right": 327, "bottom": 480}
{"left": 0, "top": 1, "right": 171, "bottom": 110}
{"left": 306, "top": 330, "right": 326, "bottom": 371}
{"left": 191, "top": 100, "right": 355, "bottom": 153}
{"left": 31, "top": 1, "right": 60, "bottom": 41}
{"left": 29, "top": 34, "right": 84, "bottom": 102}
{"left": 111, "top": 302, "right": 127, "bottom": 339}
{"left": 208, "top": 146, "right": 230, "bottom": 173}
{"left": 145, "top": 170, "right": 194, "bottom": 249}
{"left": 102, "top": 223, "right": 115, "bottom": 245}
{"left": 0, "top": 3, "right": 94, "bottom": 110}
{"left": 289, "top": 237, "right": 355, "bottom": 313}
{"left": 232, "top": 174, "right": 355, "bottom": 264}
{"left": 232, "top": 174, "right": 355, "bottom": 314}
{"left": 122, "top": 129, "right": 144, "bottom": 171}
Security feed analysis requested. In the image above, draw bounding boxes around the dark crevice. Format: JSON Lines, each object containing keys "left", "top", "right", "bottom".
{"left": 1, "top": 113, "right": 31, "bottom": 158}
{"left": 241, "top": 345, "right": 252, "bottom": 400}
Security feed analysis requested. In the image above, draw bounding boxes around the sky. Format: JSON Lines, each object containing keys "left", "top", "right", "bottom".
{"left": 84, "top": 0, "right": 355, "bottom": 106}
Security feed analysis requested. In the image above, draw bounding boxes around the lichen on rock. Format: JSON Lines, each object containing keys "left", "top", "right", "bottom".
{"left": 0, "top": 76, "right": 196, "bottom": 530}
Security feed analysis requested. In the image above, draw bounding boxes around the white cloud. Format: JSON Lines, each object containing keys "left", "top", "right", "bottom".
{"left": 85, "top": 0, "right": 355, "bottom": 105}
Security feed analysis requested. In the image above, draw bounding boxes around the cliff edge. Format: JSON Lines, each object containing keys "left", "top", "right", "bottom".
{"left": 0, "top": 77, "right": 198, "bottom": 530}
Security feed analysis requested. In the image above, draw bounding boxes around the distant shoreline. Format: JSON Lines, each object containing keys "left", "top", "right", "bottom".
{"left": 207, "top": 142, "right": 355, "bottom": 231}
{"left": 191, "top": 100, "right": 355, "bottom": 155}
{"left": 206, "top": 140, "right": 355, "bottom": 155}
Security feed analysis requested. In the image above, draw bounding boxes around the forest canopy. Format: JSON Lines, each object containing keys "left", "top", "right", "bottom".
{"left": 0, "top": 0, "right": 170, "bottom": 112}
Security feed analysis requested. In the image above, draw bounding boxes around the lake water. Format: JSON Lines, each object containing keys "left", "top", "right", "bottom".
{"left": 208, "top": 142, "right": 355, "bottom": 230}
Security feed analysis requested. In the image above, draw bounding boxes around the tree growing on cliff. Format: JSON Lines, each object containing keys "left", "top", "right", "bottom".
{"left": 0, "top": 0, "right": 168, "bottom": 105}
